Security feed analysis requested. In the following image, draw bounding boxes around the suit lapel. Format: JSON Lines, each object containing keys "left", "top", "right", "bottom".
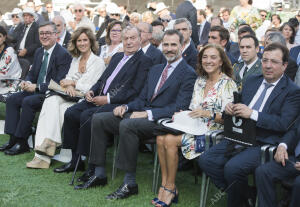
{"left": 263, "top": 76, "right": 287, "bottom": 112}
{"left": 148, "top": 64, "right": 166, "bottom": 100}
{"left": 244, "top": 59, "right": 261, "bottom": 78}
{"left": 152, "top": 61, "right": 183, "bottom": 100}
{"left": 46, "top": 44, "right": 58, "bottom": 76}
{"left": 244, "top": 76, "right": 263, "bottom": 105}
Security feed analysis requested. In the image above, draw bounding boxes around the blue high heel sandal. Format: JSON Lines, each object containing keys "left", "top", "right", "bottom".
{"left": 155, "top": 187, "right": 179, "bottom": 207}
{"left": 151, "top": 186, "right": 164, "bottom": 205}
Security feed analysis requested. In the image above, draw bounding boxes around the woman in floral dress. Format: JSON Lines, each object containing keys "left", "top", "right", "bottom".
{"left": 152, "top": 44, "right": 237, "bottom": 207}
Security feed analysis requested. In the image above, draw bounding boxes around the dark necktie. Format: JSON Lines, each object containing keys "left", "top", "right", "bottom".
{"left": 242, "top": 66, "right": 248, "bottom": 78}
{"left": 37, "top": 51, "right": 49, "bottom": 85}
{"left": 151, "top": 64, "right": 171, "bottom": 101}
{"left": 252, "top": 82, "right": 273, "bottom": 111}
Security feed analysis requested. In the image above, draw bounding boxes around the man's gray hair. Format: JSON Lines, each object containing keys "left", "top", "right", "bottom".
{"left": 122, "top": 24, "right": 141, "bottom": 39}
{"left": 266, "top": 32, "right": 286, "bottom": 46}
{"left": 173, "top": 18, "right": 192, "bottom": 30}
{"left": 52, "top": 15, "right": 66, "bottom": 26}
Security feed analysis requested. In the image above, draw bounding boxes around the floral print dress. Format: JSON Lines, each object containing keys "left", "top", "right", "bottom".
{"left": 181, "top": 73, "right": 237, "bottom": 159}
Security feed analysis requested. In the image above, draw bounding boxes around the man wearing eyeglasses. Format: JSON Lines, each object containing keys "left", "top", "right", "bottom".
{"left": 1, "top": 22, "right": 72, "bottom": 155}
{"left": 8, "top": 8, "right": 22, "bottom": 37}
{"left": 199, "top": 42, "right": 300, "bottom": 207}
{"left": 69, "top": 3, "right": 95, "bottom": 33}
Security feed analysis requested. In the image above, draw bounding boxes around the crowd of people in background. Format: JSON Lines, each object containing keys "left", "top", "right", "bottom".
{"left": 1, "top": 0, "right": 300, "bottom": 206}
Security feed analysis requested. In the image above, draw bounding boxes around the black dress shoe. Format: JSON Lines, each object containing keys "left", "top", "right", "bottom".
{"left": 106, "top": 183, "right": 138, "bottom": 200}
{"left": 53, "top": 161, "right": 85, "bottom": 173}
{"left": 4, "top": 143, "right": 30, "bottom": 155}
{"left": 74, "top": 175, "right": 107, "bottom": 190}
{"left": 0, "top": 141, "right": 14, "bottom": 152}
{"left": 77, "top": 169, "right": 94, "bottom": 183}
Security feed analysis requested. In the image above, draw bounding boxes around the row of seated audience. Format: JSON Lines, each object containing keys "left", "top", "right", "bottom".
{"left": 1, "top": 5, "right": 300, "bottom": 207}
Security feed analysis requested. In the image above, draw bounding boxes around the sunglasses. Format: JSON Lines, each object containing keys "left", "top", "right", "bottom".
{"left": 260, "top": 14, "right": 266, "bottom": 17}
{"left": 12, "top": 15, "right": 19, "bottom": 18}
{"left": 111, "top": 13, "right": 120, "bottom": 16}
{"left": 74, "top": 9, "right": 83, "bottom": 13}
{"left": 161, "top": 19, "right": 170, "bottom": 23}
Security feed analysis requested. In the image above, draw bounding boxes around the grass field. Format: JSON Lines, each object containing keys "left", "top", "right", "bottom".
{"left": 0, "top": 103, "right": 226, "bottom": 207}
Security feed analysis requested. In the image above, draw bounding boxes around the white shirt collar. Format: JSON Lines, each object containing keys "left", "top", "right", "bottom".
{"left": 182, "top": 39, "right": 191, "bottom": 53}
{"left": 168, "top": 57, "right": 183, "bottom": 69}
{"left": 44, "top": 43, "right": 56, "bottom": 56}
{"left": 244, "top": 57, "right": 258, "bottom": 69}
{"left": 142, "top": 43, "right": 151, "bottom": 54}
{"left": 263, "top": 75, "right": 283, "bottom": 86}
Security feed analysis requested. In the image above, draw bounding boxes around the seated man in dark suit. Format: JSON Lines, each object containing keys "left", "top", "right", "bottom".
{"left": 0, "top": 22, "right": 72, "bottom": 155}
{"left": 53, "top": 25, "right": 153, "bottom": 174}
{"left": 74, "top": 30, "right": 197, "bottom": 199}
{"left": 208, "top": 26, "right": 238, "bottom": 65}
{"left": 173, "top": 18, "right": 198, "bottom": 69}
{"left": 52, "top": 15, "right": 71, "bottom": 49}
{"left": 234, "top": 35, "right": 262, "bottom": 90}
{"left": 256, "top": 117, "right": 300, "bottom": 207}
{"left": 198, "top": 43, "right": 300, "bottom": 207}
{"left": 137, "top": 22, "right": 166, "bottom": 65}
{"left": 14, "top": 7, "right": 41, "bottom": 64}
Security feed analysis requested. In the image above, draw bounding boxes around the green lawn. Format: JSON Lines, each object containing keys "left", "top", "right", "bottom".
{"left": 0, "top": 103, "right": 226, "bottom": 207}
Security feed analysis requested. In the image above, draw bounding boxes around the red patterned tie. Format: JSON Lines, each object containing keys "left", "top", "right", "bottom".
{"left": 151, "top": 64, "right": 171, "bottom": 101}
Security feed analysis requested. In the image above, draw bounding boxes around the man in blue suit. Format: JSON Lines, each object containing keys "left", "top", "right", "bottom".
{"left": 53, "top": 25, "right": 153, "bottom": 174}
{"left": 198, "top": 43, "right": 300, "bottom": 207}
{"left": 137, "top": 22, "right": 166, "bottom": 65}
{"left": 1, "top": 22, "right": 72, "bottom": 155}
{"left": 174, "top": 18, "right": 198, "bottom": 69}
{"left": 256, "top": 117, "right": 300, "bottom": 207}
{"left": 74, "top": 30, "right": 197, "bottom": 198}
{"left": 289, "top": 44, "right": 300, "bottom": 64}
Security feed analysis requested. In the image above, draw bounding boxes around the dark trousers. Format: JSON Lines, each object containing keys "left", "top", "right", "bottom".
{"left": 4, "top": 91, "right": 44, "bottom": 139}
{"left": 198, "top": 140, "right": 261, "bottom": 207}
{"left": 62, "top": 100, "right": 117, "bottom": 156}
{"left": 89, "top": 112, "right": 158, "bottom": 173}
{"left": 255, "top": 157, "right": 300, "bottom": 207}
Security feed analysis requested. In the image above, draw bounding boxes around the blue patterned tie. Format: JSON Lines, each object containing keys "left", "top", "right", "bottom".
{"left": 252, "top": 82, "right": 273, "bottom": 111}
{"left": 37, "top": 51, "right": 49, "bottom": 85}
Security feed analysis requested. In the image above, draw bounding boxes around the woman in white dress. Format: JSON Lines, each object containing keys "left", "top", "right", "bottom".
{"left": 0, "top": 25, "right": 22, "bottom": 94}
{"left": 99, "top": 20, "right": 123, "bottom": 66}
{"left": 26, "top": 27, "right": 106, "bottom": 169}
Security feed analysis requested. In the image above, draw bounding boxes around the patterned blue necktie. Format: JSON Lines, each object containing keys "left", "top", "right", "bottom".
{"left": 252, "top": 82, "right": 273, "bottom": 111}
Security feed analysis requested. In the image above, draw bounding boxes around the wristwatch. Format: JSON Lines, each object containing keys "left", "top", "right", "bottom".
{"left": 35, "top": 84, "right": 40, "bottom": 93}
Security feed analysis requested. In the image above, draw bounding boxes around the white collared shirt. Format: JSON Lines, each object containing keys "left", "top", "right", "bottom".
{"left": 199, "top": 20, "right": 207, "bottom": 39}
{"left": 142, "top": 43, "right": 151, "bottom": 54}
{"left": 182, "top": 39, "right": 191, "bottom": 53}
{"left": 249, "top": 76, "right": 283, "bottom": 121}
{"left": 19, "top": 22, "right": 33, "bottom": 50}
{"left": 58, "top": 30, "right": 67, "bottom": 46}
{"left": 239, "top": 57, "right": 258, "bottom": 78}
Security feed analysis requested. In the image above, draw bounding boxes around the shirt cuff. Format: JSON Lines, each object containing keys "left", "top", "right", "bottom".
{"left": 279, "top": 143, "right": 288, "bottom": 150}
{"left": 107, "top": 93, "right": 110, "bottom": 104}
{"left": 146, "top": 110, "right": 154, "bottom": 121}
{"left": 250, "top": 110, "right": 258, "bottom": 121}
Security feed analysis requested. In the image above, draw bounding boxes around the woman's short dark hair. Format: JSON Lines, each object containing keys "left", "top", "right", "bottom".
{"left": 197, "top": 44, "right": 233, "bottom": 78}
{"left": 271, "top": 14, "right": 281, "bottom": 23}
{"left": 0, "top": 25, "right": 10, "bottom": 46}
{"left": 264, "top": 42, "right": 289, "bottom": 63}
{"left": 68, "top": 27, "right": 99, "bottom": 57}
{"left": 280, "top": 22, "right": 296, "bottom": 44}
{"left": 105, "top": 20, "right": 123, "bottom": 45}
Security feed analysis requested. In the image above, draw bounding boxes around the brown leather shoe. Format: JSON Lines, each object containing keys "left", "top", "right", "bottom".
{"left": 26, "top": 157, "right": 50, "bottom": 169}
{"left": 35, "top": 138, "right": 57, "bottom": 157}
